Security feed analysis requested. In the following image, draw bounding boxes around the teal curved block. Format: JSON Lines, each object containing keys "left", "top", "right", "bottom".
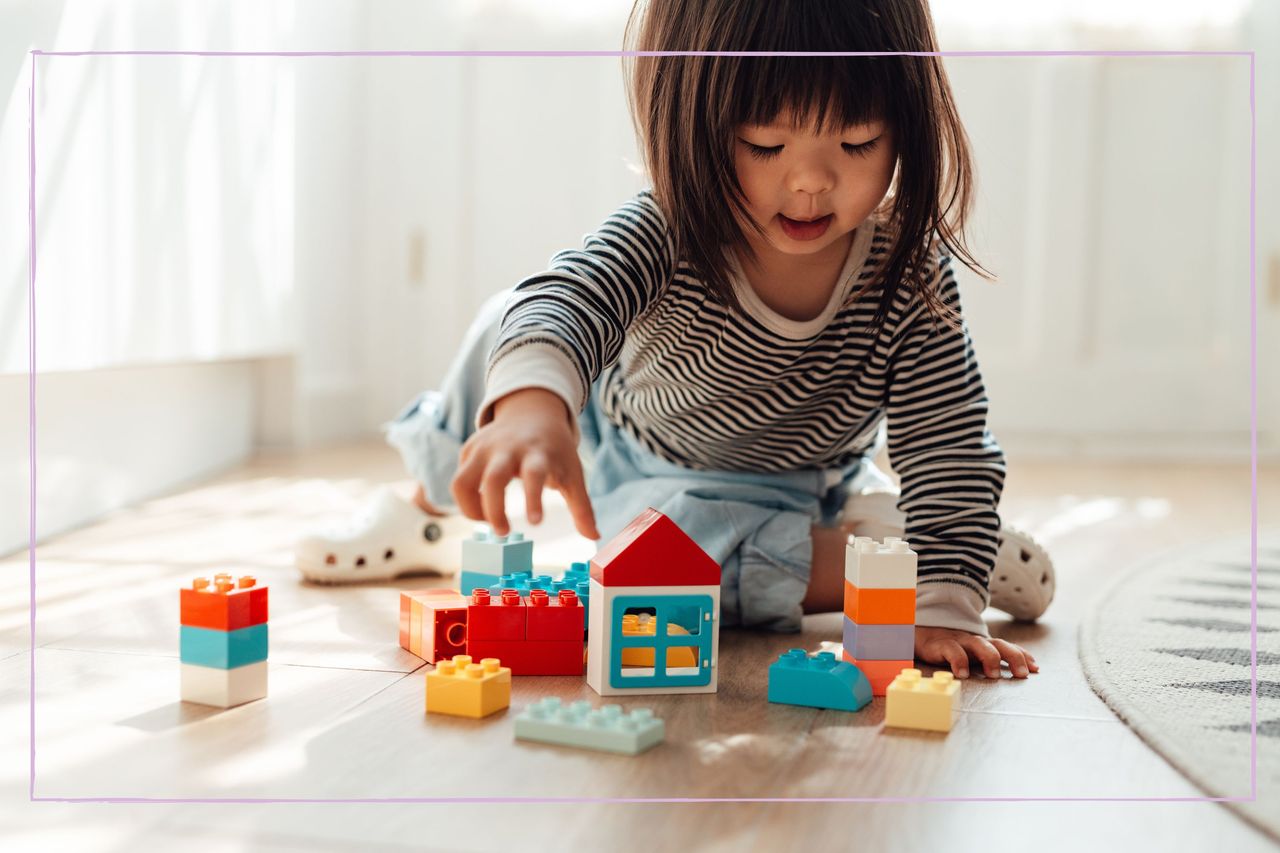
{"left": 180, "top": 624, "right": 268, "bottom": 669}
{"left": 767, "top": 649, "right": 872, "bottom": 712}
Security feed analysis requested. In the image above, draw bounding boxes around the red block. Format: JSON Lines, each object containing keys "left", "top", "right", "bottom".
{"left": 466, "top": 589, "right": 525, "bottom": 642}
{"left": 525, "top": 589, "right": 584, "bottom": 642}
{"left": 180, "top": 575, "right": 268, "bottom": 631}
{"left": 465, "top": 638, "right": 584, "bottom": 676}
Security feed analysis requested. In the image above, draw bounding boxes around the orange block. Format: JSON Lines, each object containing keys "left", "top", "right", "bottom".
{"left": 399, "top": 589, "right": 468, "bottom": 662}
{"left": 842, "top": 653, "right": 914, "bottom": 697}
{"left": 842, "top": 580, "right": 916, "bottom": 625}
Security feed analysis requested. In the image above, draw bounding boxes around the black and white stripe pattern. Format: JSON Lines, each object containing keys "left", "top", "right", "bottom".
{"left": 489, "top": 190, "right": 1005, "bottom": 598}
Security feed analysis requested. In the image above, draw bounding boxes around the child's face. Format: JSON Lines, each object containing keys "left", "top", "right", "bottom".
{"left": 732, "top": 116, "right": 896, "bottom": 261}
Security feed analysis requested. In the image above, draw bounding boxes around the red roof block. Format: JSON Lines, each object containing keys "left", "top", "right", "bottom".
{"left": 589, "top": 508, "right": 720, "bottom": 587}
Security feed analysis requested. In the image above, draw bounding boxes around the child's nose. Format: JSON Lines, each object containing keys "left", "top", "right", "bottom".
{"left": 786, "top": 161, "right": 835, "bottom": 196}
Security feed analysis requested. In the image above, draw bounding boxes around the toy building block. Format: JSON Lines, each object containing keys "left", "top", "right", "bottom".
{"left": 843, "top": 582, "right": 916, "bottom": 625}
{"left": 845, "top": 536, "right": 918, "bottom": 589}
{"left": 180, "top": 624, "right": 269, "bottom": 669}
{"left": 587, "top": 508, "right": 722, "bottom": 697}
{"left": 467, "top": 589, "right": 527, "bottom": 641}
{"left": 841, "top": 621, "right": 915, "bottom": 662}
{"left": 514, "top": 697, "right": 664, "bottom": 755}
{"left": 180, "top": 574, "right": 269, "bottom": 708}
{"left": 425, "top": 655, "right": 511, "bottom": 718}
{"left": 841, "top": 654, "right": 915, "bottom": 697}
{"left": 180, "top": 575, "right": 268, "bottom": 631}
{"left": 885, "top": 668, "right": 960, "bottom": 733}
{"left": 180, "top": 660, "right": 268, "bottom": 708}
{"left": 487, "top": 565, "right": 592, "bottom": 635}
{"left": 399, "top": 589, "right": 468, "bottom": 663}
{"left": 459, "top": 569, "right": 502, "bottom": 597}
{"left": 466, "top": 588, "right": 584, "bottom": 675}
{"left": 461, "top": 529, "right": 533, "bottom": 575}
{"left": 767, "top": 649, "right": 872, "bottom": 712}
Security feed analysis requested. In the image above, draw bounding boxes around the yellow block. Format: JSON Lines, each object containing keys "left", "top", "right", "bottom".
{"left": 425, "top": 655, "right": 511, "bottom": 719}
{"left": 619, "top": 614, "right": 697, "bottom": 668}
{"left": 884, "top": 668, "right": 960, "bottom": 733}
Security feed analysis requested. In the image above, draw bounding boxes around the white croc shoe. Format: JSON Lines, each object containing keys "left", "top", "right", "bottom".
{"left": 295, "top": 487, "right": 469, "bottom": 584}
{"left": 988, "top": 525, "right": 1055, "bottom": 621}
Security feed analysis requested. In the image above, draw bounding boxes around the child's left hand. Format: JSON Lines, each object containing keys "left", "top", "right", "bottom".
{"left": 915, "top": 627, "right": 1038, "bottom": 679}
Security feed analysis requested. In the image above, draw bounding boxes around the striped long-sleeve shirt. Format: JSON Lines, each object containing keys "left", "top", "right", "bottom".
{"left": 480, "top": 189, "right": 1006, "bottom": 635}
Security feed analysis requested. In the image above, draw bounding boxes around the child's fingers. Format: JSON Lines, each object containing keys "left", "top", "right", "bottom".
{"left": 989, "top": 638, "right": 1031, "bottom": 678}
{"left": 926, "top": 639, "right": 970, "bottom": 679}
{"left": 931, "top": 637, "right": 967, "bottom": 676}
{"left": 1025, "top": 649, "right": 1040, "bottom": 672}
{"left": 960, "top": 636, "right": 1003, "bottom": 679}
{"left": 556, "top": 458, "right": 599, "bottom": 541}
{"left": 480, "top": 451, "right": 516, "bottom": 536}
{"left": 520, "top": 451, "right": 549, "bottom": 525}
{"left": 450, "top": 450, "right": 486, "bottom": 523}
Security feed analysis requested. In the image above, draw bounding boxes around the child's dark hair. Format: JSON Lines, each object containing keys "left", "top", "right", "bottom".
{"left": 622, "top": 0, "right": 990, "bottom": 330}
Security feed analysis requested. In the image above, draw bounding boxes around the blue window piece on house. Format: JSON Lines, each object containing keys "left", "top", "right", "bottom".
{"left": 608, "top": 594, "right": 714, "bottom": 689}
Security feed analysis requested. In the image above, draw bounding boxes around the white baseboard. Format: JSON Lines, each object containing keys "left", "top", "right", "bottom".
{"left": 1, "top": 362, "right": 256, "bottom": 556}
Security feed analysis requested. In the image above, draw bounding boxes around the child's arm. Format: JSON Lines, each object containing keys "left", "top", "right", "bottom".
{"left": 451, "top": 192, "right": 675, "bottom": 538}
{"left": 884, "top": 249, "right": 1036, "bottom": 677}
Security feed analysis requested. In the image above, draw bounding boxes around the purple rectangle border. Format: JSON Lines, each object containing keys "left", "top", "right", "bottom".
{"left": 25, "top": 48, "right": 1260, "bottom": 804}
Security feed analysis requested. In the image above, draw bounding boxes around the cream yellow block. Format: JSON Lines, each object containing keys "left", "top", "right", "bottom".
{"left": 884, "top": 668, "right": 960, "bottom": 733}
{"left": 425, "top": 655, "right": 511, "bottom": 719}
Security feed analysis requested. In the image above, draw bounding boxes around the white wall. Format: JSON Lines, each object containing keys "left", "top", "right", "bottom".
{"left": 2, "top": 0, "right": 1274, "bottom": 555}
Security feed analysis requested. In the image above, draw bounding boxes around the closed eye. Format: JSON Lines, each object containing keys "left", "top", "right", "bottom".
{"left": 741, "top": 137, "right": 881, "bottom": 161}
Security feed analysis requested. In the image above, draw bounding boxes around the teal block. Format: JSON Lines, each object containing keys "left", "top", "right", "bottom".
{"left": 514, "top": 697, "right": 664, "bottom": 755}
{"left": 767, "top": 649, "right": 872, "bottom": 712}
{"left": 180, "top": 624, "right": 268, "bottom": 669}
{"left": 461, "top": 531, "right": 533, "bottom": 574}
{"left": 459, "top": 569, "right": 501, "bottom": 596}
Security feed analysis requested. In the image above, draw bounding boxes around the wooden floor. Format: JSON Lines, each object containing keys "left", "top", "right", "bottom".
{"left": 1, "top": 442, "right": 1276, "bottom": 851}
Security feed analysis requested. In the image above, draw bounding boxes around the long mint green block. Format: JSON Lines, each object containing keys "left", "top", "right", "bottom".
{"left": 180, "top": 624, "right": 268, "bottom": 669}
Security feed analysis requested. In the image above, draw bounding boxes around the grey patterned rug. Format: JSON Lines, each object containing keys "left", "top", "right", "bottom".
{"left": 1080, "top": 533, "right": 1279, "bottom": 839}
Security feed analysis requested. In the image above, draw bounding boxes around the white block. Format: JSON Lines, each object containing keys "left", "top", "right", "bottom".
{"left": 844, "top": 536, "right": 918, "bottom": 589}
{"left": 180, "top": 661, "right": 268, "bottom": 708}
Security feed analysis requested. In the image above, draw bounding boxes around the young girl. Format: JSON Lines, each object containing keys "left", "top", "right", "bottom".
{"left": 297, "top": 0, "right": 1055, "bottom": 680}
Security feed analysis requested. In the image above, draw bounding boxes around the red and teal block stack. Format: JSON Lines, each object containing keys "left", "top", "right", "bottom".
{"left": 179, "top": 574, "right": 269, "bottom": 708}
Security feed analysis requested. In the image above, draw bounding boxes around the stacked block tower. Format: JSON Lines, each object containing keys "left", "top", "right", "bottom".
{"left": 842, "top": 536, "right": 917, "bottom": 696}
{"left": 180, "top": 574, "right": 269, "bottom": 708}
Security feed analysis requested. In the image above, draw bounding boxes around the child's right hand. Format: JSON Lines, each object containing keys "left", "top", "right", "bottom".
{"left": 450, "top": 387, "right": 600, "bottom": 541}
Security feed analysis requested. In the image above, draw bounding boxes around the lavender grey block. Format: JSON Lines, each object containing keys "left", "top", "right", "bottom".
{"left": 842, "top": 618, "right": 915, "bottom": 661}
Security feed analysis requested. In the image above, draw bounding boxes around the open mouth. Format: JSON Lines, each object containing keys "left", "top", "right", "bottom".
{"left": 778, "top": 213, "right": 833, "bottom": 240}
